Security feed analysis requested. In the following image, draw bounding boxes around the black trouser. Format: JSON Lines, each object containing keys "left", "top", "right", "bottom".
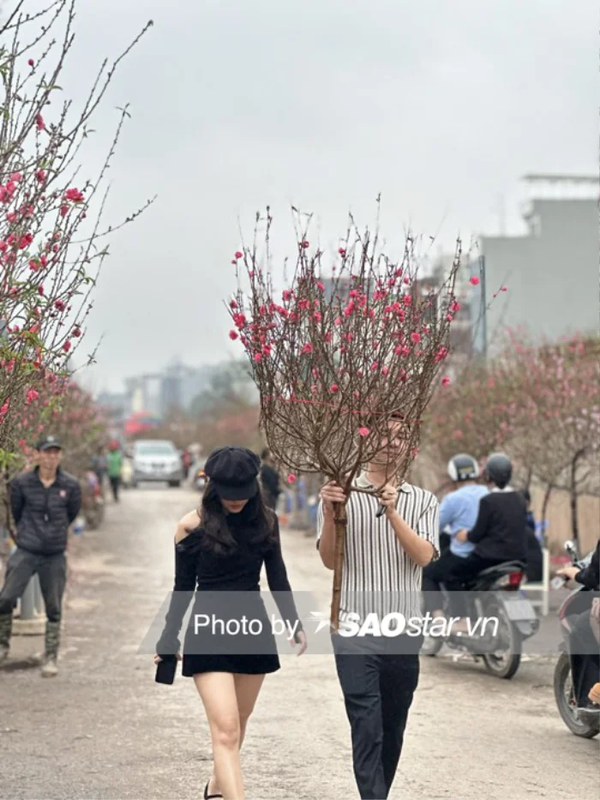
{"left": 0, "top": 547, "right": 67, "bottom": 654}
{"left": 444, "top": 553, "right": 506, "bottom": 617}
{"left": 332, "top": 634, "right": 421, "bottom": 800}
{"left": 109, "top": 476, "right": 121, "bottom": 501}
{"left": 569, "top": 610, "right": 600, "bottom": 707}
{"left": 422, "top": 550, "right": 465, "bottom": 613}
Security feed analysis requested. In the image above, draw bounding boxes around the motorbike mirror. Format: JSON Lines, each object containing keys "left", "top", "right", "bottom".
{"left": 564, "top": 540, "right": 578, "bottom": 560}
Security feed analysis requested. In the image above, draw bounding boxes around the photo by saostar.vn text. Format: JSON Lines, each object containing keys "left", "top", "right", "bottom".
{"left": 185, "top": 609, "right": 501, "bottom": 640}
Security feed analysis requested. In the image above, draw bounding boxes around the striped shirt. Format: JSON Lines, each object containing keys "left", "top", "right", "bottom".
{"left": 317, "top": 474, "right": 439, "bottom": 624}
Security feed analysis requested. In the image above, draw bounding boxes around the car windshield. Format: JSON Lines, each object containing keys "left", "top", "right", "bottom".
{"left": 135, "top": 443, "right": 176, "bottom": 456}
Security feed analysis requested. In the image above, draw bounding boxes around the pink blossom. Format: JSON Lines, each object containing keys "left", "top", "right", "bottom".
{"left": 28, "top": 59, "right": 34, "bottom": 67}
{"left": 410, "top": 332, "right": 421, "bottom": 344}
{"left": 330, "top": 384, "right": 339, "bottom": 393}
{"left": 0, "top": 241, "right": 6, "bottom": 252}
{"left": 29, "top": 259, "right": 41, "bottom": 272}
{"left": 301, "top": 343, "right": 313, "bottom": 355}
{"left": 382, "top": 366, "right": 389, "bottom": 376}
{"left": 283, "top": 289, "right": 292, "bottom": 303}
{"left": 254, "top": 352, "right": 262, "bottom": 363}
{"left": 234, "top": 251, "right": 243, "bottom": 259}
{"left": 470, "top": 276, "right": 480, "bottom": 286}
{"left": 36, "top": 169, "right": 47, "bottom": 183}
{"left": 313, "top": 311, "right": 322, "bottom": 323}
{"left": 287, "top": 474, "right": 297, "bottom": 484}
{"left": 63, "top": 341, "right": 72, "bottom": 353}
{"left": 6, "top": 211, "right": 17, "bottom": 223}
{"left": 300, "top": 241, "right": 310, "bottom": 249}
{"left": 60, "top": 205, "right": 69, "bottom": 217}
{"left": 36, "top": 114, "right": 45, "bottom": 131}
{"left": 229, "top": 298, "right": 238, "bottom": 309}
{"left": 65, "top": 187, "right": 84, "bottom": 203}
{"left": 55, "top": 299, "right": 66, "bottom": 312}
{"left": 441, "top": 376, "right": 451, "bottom": 387}
{"left": 72, "top": 326, "right": 82, "bottom": 338}
{"left": 338, "top": 248, "right": 346, "bottom": 257}
{"left": 10, "top": 172, "right": 22, "bottom": 183}
{"left": 26, "top": 389, "right": 39, "bottom": 404}
{"left": 358, "top": 427, "right": 370, "bottom": 437}
{"left": 370, "top": 362, "right": 379, "bottom": 372}
{"left": 501, "top": 286, "right": 508, "bottom": 292}
{"left": 403, "top": 295, "right": 412, "bottom": 307}
{"left": 38, "top": 285, "right": 44, "bottom": 296}
{"left": 334, "top": 317, "right": 342, "bottom": 326}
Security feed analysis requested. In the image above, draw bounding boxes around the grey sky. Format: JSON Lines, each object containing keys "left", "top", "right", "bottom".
{"left": 62, "top": 0, "right": 597, "bottom": 393}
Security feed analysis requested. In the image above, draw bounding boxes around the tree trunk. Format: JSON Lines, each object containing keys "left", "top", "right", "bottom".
{"left": 541, "top": 484, "right": 553, "bottom": 548}
{"left": 330, "top": 501, "right": 347, "bottom": 631}
{"left": 570, "top": 450, "right": 585, "bottom": 548}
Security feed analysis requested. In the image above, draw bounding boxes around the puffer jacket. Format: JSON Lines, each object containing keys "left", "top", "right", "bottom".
{"left": 10, "top": 467, "right": 82, "bottom": 555}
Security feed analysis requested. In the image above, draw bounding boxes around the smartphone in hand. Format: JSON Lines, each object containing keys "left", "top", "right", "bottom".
{"left": 155, "top": 656, "right": 178, "bottom": 685}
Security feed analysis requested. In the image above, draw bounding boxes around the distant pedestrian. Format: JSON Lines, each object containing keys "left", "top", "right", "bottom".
{"left": 0, "top": 436, "right": 82, "bottom": 676}
{"left": 106, "top": 445, "right": 123, "bottom": 502}
{"left": 259, "top": 448, "right": 282, "bottom": 511}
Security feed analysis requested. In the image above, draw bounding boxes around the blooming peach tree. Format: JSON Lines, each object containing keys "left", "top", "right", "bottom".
{"left": 227, "top": 208, "right": 461, "bottom": 626}
{"left": 0, "top": 0, "right": 153, "bottom": 470}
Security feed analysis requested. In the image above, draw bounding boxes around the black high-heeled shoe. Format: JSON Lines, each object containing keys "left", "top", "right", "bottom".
{"left": 204, "top": 779, "right": 223, "bottom": 799}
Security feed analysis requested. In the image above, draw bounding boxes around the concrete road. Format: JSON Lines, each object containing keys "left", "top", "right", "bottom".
{"left": 1, "top": 487, "right": 598, "bottom": 800}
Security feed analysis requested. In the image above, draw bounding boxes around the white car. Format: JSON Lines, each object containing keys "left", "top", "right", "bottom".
{"left": 132, "top": 440, "right": 184, "bottom": 488}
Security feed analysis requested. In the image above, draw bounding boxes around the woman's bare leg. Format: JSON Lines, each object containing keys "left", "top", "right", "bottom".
{"left": 234, "top": 673, "right": 265, "bottom": 748}
{"left": 206, "top": 673, "right": 266, "bottom": 795}
{"left": 194, "top": 672, "right": 243, "bottom": 800}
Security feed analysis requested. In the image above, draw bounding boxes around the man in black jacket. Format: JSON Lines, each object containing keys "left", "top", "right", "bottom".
{"left": 447, "top": 453, "right": 527, "bottom": 621}
{"left": 259, "top": 448, "right": 282, "bottom": 512}
{"left": 0, "top": 436, "right": 81, "bottom": 676}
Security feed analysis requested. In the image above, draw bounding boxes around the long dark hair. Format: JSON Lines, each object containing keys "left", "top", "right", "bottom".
{"left": 197, "top": 481, "right": 277, "bottom": 556}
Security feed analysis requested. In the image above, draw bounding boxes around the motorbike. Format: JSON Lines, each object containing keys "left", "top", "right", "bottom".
{"left": 192, "top": 465, "right": 207, "bottom": 492}
{"left": 422, "top": 559, "right": 539, "bottom": 679}
{"left": 553, "top": 540, "right": 599, "bottom": 739}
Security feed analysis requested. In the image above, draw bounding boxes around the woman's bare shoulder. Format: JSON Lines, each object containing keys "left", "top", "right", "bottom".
{"left": 175, "top": 509, "right": 202, "bottom": 543}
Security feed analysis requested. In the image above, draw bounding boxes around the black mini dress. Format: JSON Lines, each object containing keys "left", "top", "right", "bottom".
{"left": 156, "top": 508, "right": 302, "bottom": 676}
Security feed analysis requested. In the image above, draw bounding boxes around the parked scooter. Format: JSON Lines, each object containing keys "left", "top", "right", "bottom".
{"left": 553, "top": 540, "right": 599, "bottom": 739}
{"left": 422, "top": 559, "right": 539, "bottom": 679}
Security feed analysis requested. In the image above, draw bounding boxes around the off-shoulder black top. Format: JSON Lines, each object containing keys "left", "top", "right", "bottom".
{"left": 156, "top": 508, "right": 302, "bottom": 656}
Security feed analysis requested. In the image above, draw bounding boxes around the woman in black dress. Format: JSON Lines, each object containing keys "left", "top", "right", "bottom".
{"left": 154, "top": 447, "right": 307, "bottom": 800}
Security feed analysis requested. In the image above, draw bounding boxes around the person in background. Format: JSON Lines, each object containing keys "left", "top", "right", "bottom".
{"left": 106, "top": 443, "right": 123, "bottom": 503}
{"left": 259, "top": 448, "right": 282, "bottom": 512}
{"left": 521, "top": 489, "right": 543, "bottom": 583}
{"left": 0, "top": 436, "right": 81, "bottom": 676}
{"left": 557, "top": 540, "right": 600, "bottom": 711}
{"left": 91, "top": 447, "right": 107, "bottom": 493}
{"left": 422, "top": 453, "right": 488, "bottom": 618}
{"left": 450, "top": 453, "right": 528, "bottom": 628}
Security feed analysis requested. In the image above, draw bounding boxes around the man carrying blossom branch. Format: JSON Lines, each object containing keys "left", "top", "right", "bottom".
{"left": 317, "top": 413, "right": 439, "bottom": 800}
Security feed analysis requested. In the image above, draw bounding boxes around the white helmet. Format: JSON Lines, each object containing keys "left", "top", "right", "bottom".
{"left": 447, "top": 453, "right": 480, "bottom": 483}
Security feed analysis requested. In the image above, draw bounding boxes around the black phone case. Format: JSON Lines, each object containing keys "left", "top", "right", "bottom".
{"left": 155, "top": 657, "right": 177, "bottom": 685}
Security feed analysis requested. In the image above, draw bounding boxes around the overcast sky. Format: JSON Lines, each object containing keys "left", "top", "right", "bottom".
{"left": 53, "top": 0, "right": 597, "bottom": 393}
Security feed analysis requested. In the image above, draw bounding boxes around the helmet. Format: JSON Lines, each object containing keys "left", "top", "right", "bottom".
{"left": 447, "top": 454, "right": 480, "bottom": 483}
{"left": 484, "top": 453, "right": 512, "bottom": 489}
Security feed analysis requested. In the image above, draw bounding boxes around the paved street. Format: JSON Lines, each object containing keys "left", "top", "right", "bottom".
{"left": 0, "top": 487, "right": 598, "bottom": 800}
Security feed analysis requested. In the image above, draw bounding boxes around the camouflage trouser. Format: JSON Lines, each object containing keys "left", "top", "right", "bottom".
{"left": 0, "top": 547, "right": 67, "bottom": 656}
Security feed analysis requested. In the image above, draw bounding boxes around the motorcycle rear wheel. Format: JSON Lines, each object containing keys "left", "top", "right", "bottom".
{"left": 554, "top": 651, "right": 600, "bottom": 738}
{"left": 481, "top": 602, "right": 521, "bottom": 679}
